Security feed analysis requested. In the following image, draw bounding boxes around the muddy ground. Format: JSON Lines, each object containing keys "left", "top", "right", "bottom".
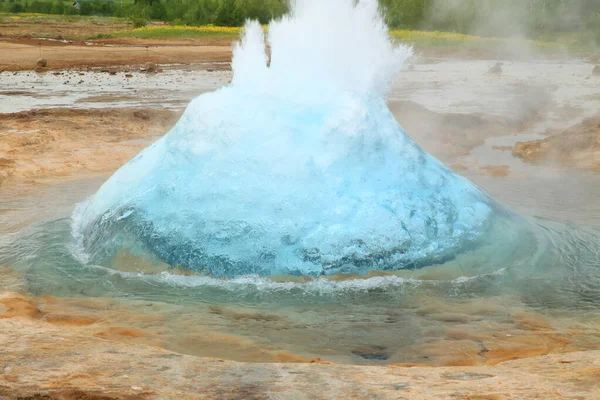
{"left": 0, "top": 40, "right": 231, "bottom": 72}
{"left": 1, "top": 292, "right": 599, "bottom": 399}
{"left": 513, "top": 115, "right": 600, "bottom": 171}
{"left": 2, "top": 20, "right": 600, "bottom": 399}
{"left": 0, "top": 108, "right": 180, "bottom": 186}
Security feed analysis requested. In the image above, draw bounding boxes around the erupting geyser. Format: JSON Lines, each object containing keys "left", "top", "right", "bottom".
{"left": 73, "top": 0, "right": 516, "bottom": 278}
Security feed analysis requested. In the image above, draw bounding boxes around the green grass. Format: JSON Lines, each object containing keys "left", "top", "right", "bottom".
{"left": 0, "top": 12, "right": 121, "bottom": 23}
{"left": 108, "top": 29, "right": 239, "bottom": 37}
{"left": 96, "top": 24, "right": 242, "bottom": 40}
{"left": 101, "top": 25, "right": 573, "bottom": 54}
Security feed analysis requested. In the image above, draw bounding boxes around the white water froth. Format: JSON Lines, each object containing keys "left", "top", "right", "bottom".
{"left": 89, "top": 263, "right": 508, "bottom": 296}
{"left": 73, "top": 0, "right": 504, "bottom": 278}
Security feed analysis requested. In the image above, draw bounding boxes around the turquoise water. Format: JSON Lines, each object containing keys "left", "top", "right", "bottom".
{"left": 74, "top": 1, "right": 530, "bottom": 279}
{"left": 1, "top": 200, "right": 600, "bottom": 365}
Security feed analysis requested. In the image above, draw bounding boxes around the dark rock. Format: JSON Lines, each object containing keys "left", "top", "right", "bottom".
{"left": 36, "top": 58, "right": 48, "bottom": 68}
{"left": 351, "top": 345, "right": 390, "bottom": 361}
{"left": 145, "top": 62, "right": 157, "bottom": 73}
{"left": 133, "top": 110, "right": 151, "bottom": 120}
{"left": 125, "top": 74, "right": 133, "bottom": 78}
{"left": 488, "top": 62, "right": 503, "bottom": 75}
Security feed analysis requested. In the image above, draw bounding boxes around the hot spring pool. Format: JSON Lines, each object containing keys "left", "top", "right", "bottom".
{"left": 1, "top": 170, "right": 599, "bottom": 366}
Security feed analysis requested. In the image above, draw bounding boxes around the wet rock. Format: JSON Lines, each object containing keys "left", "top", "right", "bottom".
{"left": 512, "top": 115, "right": 600, "bottom": 170}
{"left": 480, "top": 165, "right": 510, "bottom": 177}
{"left": 36, "top": 58, "right": 48, "bottom": 68}
{"left": 144, "top": 63, "right": 157, "bottom": 73}
{"left": 133, "top": 110, "right": 151, "bottom": 120}
{"left": 125, "top": 74, "right": 133, "bottom": 78}
{"left": 0, "top": 157, "right": 16, "bottom": 184}
{"left": 109, "top": 70, "right": 117, "bottom": 75}
{"left": 593, "top": 65, "right": 600, "bottom": 76}
{"left": 441, "top": 372, "right": 495, "bottom": 381}
{"left": 488, "top": 62, "right": 503, "bottom": 75}
{"left": 351, "top": 345, "right": 389, "bottom": 360}
{"left": 492, "top": 145, "right": 512, "bottom": 151}
{"left": 309, "top": 358, "right": 333, "bottom": 364}
{"left": 56, "top": 34, "right": 64, "bottom": 40}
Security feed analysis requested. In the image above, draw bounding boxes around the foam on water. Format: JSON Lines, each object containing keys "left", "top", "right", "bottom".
{"left": 72, "top": 0, "right": 521, "bottom": 278}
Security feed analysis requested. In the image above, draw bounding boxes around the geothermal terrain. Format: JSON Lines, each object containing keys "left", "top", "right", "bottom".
{"left": 1, "top": 17, "right": 600, "bottom": 400}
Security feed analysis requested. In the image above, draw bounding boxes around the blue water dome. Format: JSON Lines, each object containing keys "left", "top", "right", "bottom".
{"left": 73, "top": 0, "right": 511, "bottom": 278}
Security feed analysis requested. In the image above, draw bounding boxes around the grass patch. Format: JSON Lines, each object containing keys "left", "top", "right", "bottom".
{"left": 0, "top": 12, "right": 132, "bottom": 39}
{"left": 0, "top": 12, "right": 123, "bottom": 24}
{"left": 390, "top": 29, "right": 557, "bottom": 51}
{"left": 104, "top": 25, "right": 563, "bottom": 53}
{"left": 104, "top": 25, "right": 243, "bottom": 40}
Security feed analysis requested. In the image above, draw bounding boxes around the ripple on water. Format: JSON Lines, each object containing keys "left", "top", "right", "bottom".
{"left": 0, "top": 214, "right": 599, "bottom": 365}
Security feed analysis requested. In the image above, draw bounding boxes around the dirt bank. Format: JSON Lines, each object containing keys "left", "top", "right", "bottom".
{"left": 0, "top": 108, "right": 181, "bottom": 186}
{"left": 0, "top": 260, "right": 597, "bottom": 398}
{"left": 0, "top": 102, "right": 535, "bottom": 188}
{"left": 389, "top": 100, "right": 542, "bottom": 163}
{"left": 0, "top": 294, "right": 598, "bottom": 399}
{"left": 513, "top": 115, "right": 600, "bottom": 171}
{"left": 0, "top": 40, "right": 231, "bottom": 71}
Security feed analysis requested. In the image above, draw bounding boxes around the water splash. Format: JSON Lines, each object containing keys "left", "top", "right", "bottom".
{"left": 73, "top": 0, "right": 524, "bottom": 277}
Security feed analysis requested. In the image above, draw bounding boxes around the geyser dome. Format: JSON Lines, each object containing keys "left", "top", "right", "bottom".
{"left": 73, "top": 0, "right": 517, "bottom": 278}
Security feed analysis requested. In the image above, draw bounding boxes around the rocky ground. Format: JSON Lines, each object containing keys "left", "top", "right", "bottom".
{"left": 1, "top": 288, "right": 599, "bottom": 399}
{"left": 513, "top": 115, "right": 600, "bottom": 171}
{"left": 0, "top": 108, "right": 180, "bottom": 186}
{"left": 0, "top": 263, "right": 598, "bottom": 399}
{"left": 0, "top": 40, "right": 231, "bottom": 72}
